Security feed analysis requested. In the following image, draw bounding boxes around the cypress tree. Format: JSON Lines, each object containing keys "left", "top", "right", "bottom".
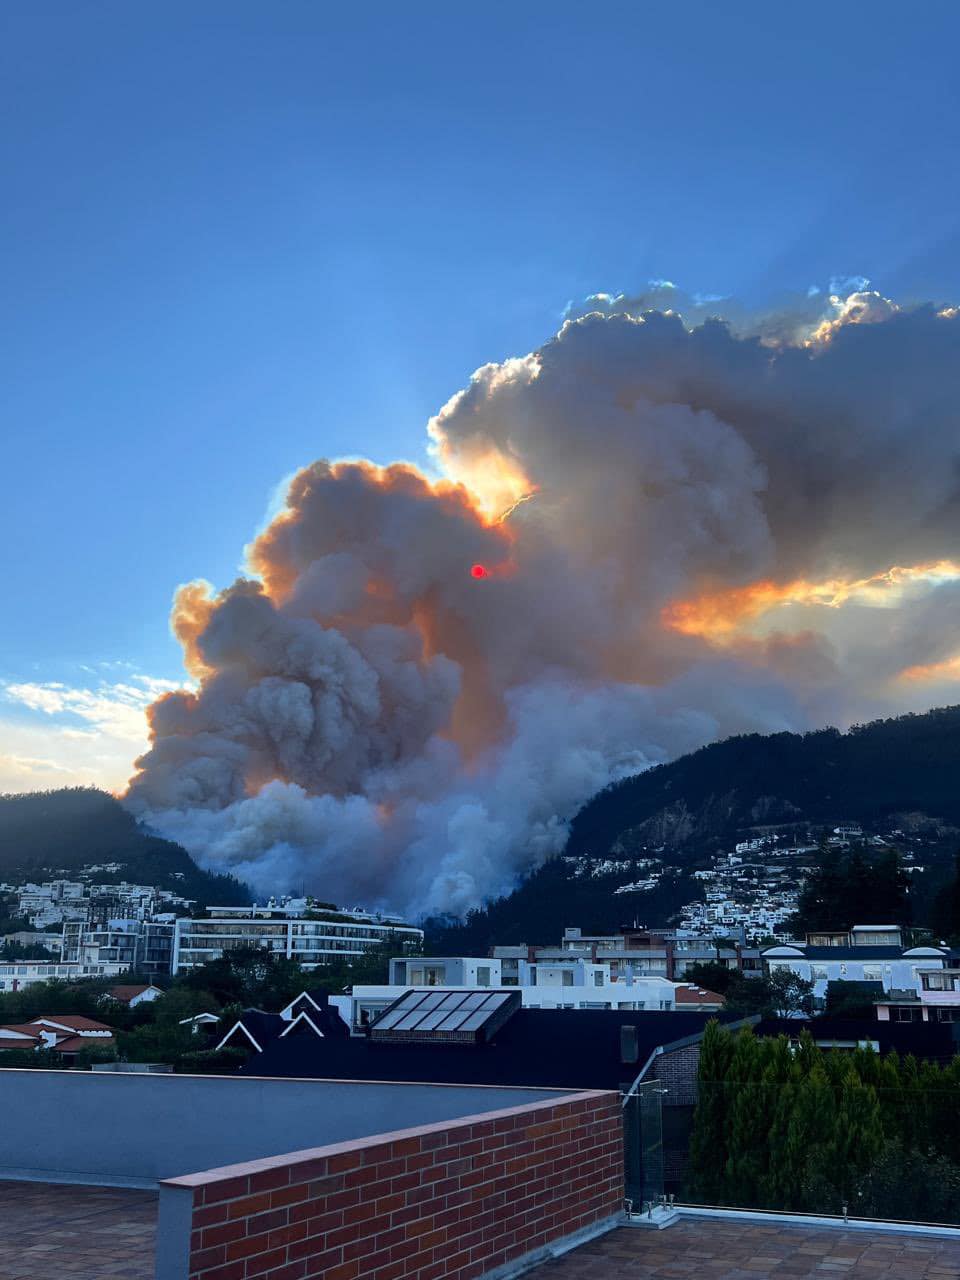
{"left": 686, "top": 1020, "right": 735, "bottom": 1202}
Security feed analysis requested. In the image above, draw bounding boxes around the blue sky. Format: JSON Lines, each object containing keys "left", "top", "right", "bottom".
{"left": 2, "top": 1, "right": 960, "bottom": 791}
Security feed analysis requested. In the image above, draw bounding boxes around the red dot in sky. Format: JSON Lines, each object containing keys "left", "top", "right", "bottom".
{"left": 471, "top": 564, "right": 489, "bottom": 579}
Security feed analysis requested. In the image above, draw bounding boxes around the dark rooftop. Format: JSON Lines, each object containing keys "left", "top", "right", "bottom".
{"left": 242, "top": 1008, "right": 744, "bottom": 1090}
{"left": 756, "top": 1017, "right": 960, "bottom": 1064}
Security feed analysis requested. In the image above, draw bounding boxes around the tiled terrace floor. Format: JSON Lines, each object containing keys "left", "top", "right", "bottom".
{"left": 0, "top": 1181, "right": 157, "bottom": 1280}
{"left": 531, "top": 1218, "right": 960, "bottom": 1279}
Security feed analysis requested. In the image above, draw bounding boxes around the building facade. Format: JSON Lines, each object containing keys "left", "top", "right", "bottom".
{"left": 61, "top": 919, "right": 174, "bottom": 978}
{"left": 348, "top": 954, "right": 724, "bottom": 1029}
{"left": 171, "top": 904, "right": 423, "bottom": 974}
{"left": 762, "top": 925, "right": 953, "bottom": 1009}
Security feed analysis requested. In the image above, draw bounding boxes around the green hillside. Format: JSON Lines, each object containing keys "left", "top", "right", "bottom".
{"left": 426, "top": 705, "right": 960, "bottom": 951}
{"left": 0, "top": 787, "right": 249, "bottom": 907}
{"left": 567, "top": 706, "right": 960, "bottom": 861}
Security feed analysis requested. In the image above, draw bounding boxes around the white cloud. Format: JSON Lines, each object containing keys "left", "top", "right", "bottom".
{"left": 0, "top": 673, "right": 187, "bottom": 794}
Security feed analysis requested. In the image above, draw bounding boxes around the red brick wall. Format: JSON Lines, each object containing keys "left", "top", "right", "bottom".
{"left": 170, "top": 1089, "right": 623, "bottom": 1280}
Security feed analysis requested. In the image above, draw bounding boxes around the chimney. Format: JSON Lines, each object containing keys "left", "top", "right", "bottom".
{"left": 620, "top": 1025, "right": 639, "bottom": 1065}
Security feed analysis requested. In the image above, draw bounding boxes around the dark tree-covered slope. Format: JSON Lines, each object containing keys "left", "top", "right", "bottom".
{"left": 0, "top": 787, "right": 249, "bottom": 906}
{"left": 567, "top": 707, "right": 960, "bottom": 861}
{"left": 426, "top": 705, "right": 960, "bottom": 949}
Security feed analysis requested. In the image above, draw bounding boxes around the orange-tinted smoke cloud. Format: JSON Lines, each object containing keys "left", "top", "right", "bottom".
{"left": 900, "top": 655, "right": 960, "bottom": 682}
{"left": 662, "top": 560, "right": 960, "bottom": 642}
{"left": 156, "top": 456, "right": 527, "bottom": 779}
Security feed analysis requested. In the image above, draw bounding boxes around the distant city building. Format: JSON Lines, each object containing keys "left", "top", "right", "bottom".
{"left": 0, "top": 931, "right": 61, "bottom": 953}
{"left": 61, "top": 918, "right": 174, "bottom": 978}
{"left": 347, "top": 953, "right": 725, "bottom": 1030}
{"left": 12, "top": 878, "right": 193, "bottom": 929}
{"left": 171, "top": 902, "right": 423, "bottom": 975}
{"left": 0, "top": 960, "right": 129, "bottom": 992}
{"left": 762, "top": 924, "right": 956, "bottom": 1010}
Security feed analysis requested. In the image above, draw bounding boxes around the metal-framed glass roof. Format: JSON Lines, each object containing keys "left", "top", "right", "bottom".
{"left": 368, "top": 988, "right": 521, "bottom": 1045}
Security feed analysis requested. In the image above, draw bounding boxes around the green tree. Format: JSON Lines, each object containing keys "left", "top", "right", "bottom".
{"left": 686, "top": 1019, "right": 735, "bottom": 1203}
{"left": 117, "top": 987, "right": 221, "bottom": 1065}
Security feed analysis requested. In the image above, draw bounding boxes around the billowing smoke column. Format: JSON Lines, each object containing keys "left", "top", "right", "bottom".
{"left": 125, "top": 287, "right": 960, "bottom": 916}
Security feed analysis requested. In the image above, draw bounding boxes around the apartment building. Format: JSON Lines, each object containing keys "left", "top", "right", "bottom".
{"left": 348, "top": 953, "right": 724, "bottom": 1029}
{"left": 61, "top": 918, "right": 174, "bottom": 978}
{"left": 762, "top": 924, "right": 954, "bottom": 1008}
{"left": 171, "top": 903, "right": 423, "bottom": 974}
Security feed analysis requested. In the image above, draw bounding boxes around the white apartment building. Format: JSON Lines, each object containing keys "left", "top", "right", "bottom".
{"left": 0, "top": 960, "right": 128, "bottom": 992}
{"left": 171, "top": 905, "right": 423, "bottom": 974}
{"left": 347, "top": 954, "right": 723, "bottom": 1029}
{"left": 762, "top": 925, "right": 950, "bottom": 1008}
{"left": 61, "top": 918, "right": 174, "bottom": 979}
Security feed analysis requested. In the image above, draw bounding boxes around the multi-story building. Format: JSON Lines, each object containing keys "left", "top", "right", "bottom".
{"left": 0, "top": 960, "right": 129, "bottom": 992}
{"left": 61, "top": 918, "right": 175, "bottom": 979}
{"left": 876, "top": 966, "right": 960, "bottom": 1023}
{"left": 762, "top": 925, "right": 953, "bottom": 1009}
{"left": 499, "top": 927, "right": 763, "bottom": 982}
{"left": 347, "top": 954, "right": 725, "bottom": 1029}
{"left": 171, "top": 904, "right": 423, "bottom": 974}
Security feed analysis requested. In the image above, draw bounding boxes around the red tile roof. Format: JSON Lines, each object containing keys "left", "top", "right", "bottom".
{"left": 0, "top": 1024, "right": 43, "bottom": 1041}
{"left": 107, "top": 985, "right": 160, "bottom": 1002}
{"left": 675, "top": 984, "right": 726, "bottom": 1006}
{"left": 30, "top": 1015, "right": 114, "bottom": 1032}
{"left": 54, "top": 1034, "right": 116, "bottom": 1054}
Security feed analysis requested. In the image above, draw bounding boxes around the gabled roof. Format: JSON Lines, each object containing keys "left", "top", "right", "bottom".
{"left": 279, "top": 1010, "right": 325, "bottom": 1039}
{"left": 106, "top": 985, "right": 163, "bottom": 1002}
{"left": 30, "top": 1015, "right": 114, "bottom": 1032}
{"left": 0, "top": 1024, "right": 43, "bottom": 1042}
{"left": 54, "top": 1035, "right": 116, "bottom": 1055}
{"left": 215, "top": 1010, "right": 287, "bottom": 1054}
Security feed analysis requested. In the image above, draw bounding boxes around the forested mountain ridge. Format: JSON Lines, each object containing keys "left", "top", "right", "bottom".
{"left": 567, "top": 706, "right": 960, "bottom": 862}
{"left": 426, "top": 705, "right": 960, "bottom": 951}
{"left": 0, "top": 787, "right": 248, "bottom": 906}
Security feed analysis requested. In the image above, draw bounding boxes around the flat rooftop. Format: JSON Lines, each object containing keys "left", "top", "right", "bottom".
{"left": 2, "top": 1187, "right": 959, "bottom": 1280}
{"left": 0, "top": 1182, "right": 157, "bottom": 1279}
{"left": 530, "top": 1218, "right": 960, "bottom": 1279}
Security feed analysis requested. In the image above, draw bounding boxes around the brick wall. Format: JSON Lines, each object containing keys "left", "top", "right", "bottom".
{"left": 650, "top": 1042, "right": 701, "bottom": 1105}
{"left": 161, "top": 1089, "right": 623, "bottom": 1280}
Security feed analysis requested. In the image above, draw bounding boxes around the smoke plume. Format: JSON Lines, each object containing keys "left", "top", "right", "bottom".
{"left": 125, "top": 288, "right": 960, "bottom": 916}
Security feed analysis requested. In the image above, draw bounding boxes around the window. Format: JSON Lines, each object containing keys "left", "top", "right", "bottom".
{"left": 529, "top": 966, "right": 537, "bottom": 986}
{"left": 811, "top": 965, "right": 828, "bottom": 980}
{"left": 562, "top": 970, "right": 574, "bottom": 987}
{"left": 937, "top": 1008, "right": 958, "bottom": 1023}
{"left": 408, "top": 967, "right": 423, "bottom": 985}
{"left": 476, "top": 966, "right": 490, "bottom": 987}
{"left": 894, "top": 1006, "right": 920, "bottom": 1022}
{"left": 862, "top": 965, "right": 882, "bottom": 981}
{"left": 593, "top": 971, "right": 604, "bottom": 987}
{"left": 839, "top": 963, "right": 847, "bottom": 976}
{"left": 924, "top": 972, "right": 948, "bottom": 990}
